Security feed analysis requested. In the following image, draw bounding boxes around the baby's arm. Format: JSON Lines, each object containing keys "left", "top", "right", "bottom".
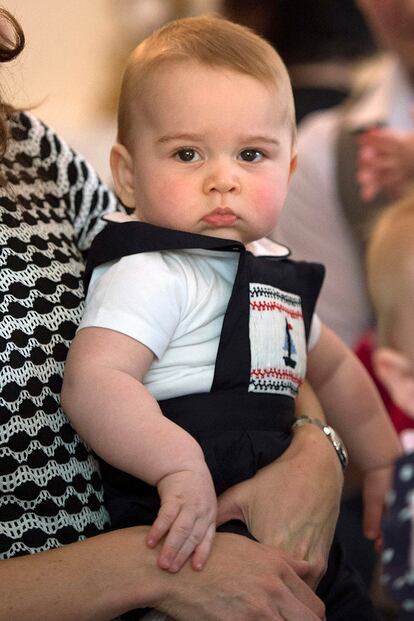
{"left": 61, "top": 326, "right": 216, "bottom": 572}
{"left": 307, "top": 324, "right": 402, "bottom": 543}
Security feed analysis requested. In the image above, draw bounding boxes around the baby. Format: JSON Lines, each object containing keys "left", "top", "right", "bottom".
{"left": 366, "top": 193, "right": 414, "bottom": 618}
{"left": 62, "top": 15, "right": 401, "bottom": 579}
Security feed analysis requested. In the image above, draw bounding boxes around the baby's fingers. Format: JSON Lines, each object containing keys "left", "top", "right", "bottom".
{"left": 362, "top": 467, "right": 393, "bottom": 543}
{"left": 146, "top": 502, "right": 180, "bottom": 549}
{"left": 157, "top": 509, "right": 198, "bottom": 571}
{"left": 362, "top": 493, "right": 382, "bottom": 542}
{"left": 363, "top": 502, "right": 384, "bottom": 555}
{"left": 191, "top": 522, "right": 216, "bottom": 571}
{"left": 162, "top": 510, "right": 216, "bottom": 572}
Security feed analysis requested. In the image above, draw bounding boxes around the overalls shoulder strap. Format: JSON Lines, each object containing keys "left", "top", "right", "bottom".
{"left": 84, "top": 220, "right": 244, "bottom": 291}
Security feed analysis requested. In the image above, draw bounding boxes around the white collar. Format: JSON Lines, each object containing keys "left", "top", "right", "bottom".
{"left": 103, "top": 212, "right": 138, "bottom": 223}
{"left": 247, "top": 238, "right": 289, "bottom": 258}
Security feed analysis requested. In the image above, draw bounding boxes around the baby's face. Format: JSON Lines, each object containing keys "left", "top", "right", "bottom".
{"left": 127, "top": 61, "right": 295, "bottom": 244}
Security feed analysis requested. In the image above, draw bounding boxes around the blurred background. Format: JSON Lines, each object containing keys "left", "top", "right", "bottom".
{"left": 1, "top": 0, "right": 219, "bottom": 183}
{"left": 0, "top": 0, "right": 376, "bottom": 184}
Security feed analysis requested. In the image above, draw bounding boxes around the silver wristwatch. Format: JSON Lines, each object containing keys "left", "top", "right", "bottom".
{"left": 292, "top": 416, "right": 348, "bottom": 471}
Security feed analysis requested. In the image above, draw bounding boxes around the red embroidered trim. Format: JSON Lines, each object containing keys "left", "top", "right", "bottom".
{"left": 250, "top": 367, "right": 302, "bottom": 384}
{"left": 250, "top": 300, "right": 303, "bottom": 319}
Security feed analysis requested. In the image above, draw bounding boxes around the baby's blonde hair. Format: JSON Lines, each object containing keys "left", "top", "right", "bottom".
{"left": 117, "top": 14, "right": 296, "bottom": 149}
{"left": 367, "top": 192, "right": 414, "bottom": 348}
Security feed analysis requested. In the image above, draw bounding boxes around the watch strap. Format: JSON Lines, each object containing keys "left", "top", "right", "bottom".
{"left": 292, "top": 415, "right": 348, "bottom": 470}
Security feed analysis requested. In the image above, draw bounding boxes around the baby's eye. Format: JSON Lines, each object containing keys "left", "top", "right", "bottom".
{"left": 174, "top": 148, "right": 201, "bottom": 162}
{"left": 239, "top": 149, "right": 264, "bottom": 162}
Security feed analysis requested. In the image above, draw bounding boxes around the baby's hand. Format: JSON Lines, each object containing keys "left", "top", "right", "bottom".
{"left": 146, "top": 461, "right": 217, "bottom": 573}
{"left": 361, "top": 463, "right": 394, "bottom": 552}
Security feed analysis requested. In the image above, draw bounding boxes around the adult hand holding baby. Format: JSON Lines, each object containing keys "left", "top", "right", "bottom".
{"left": 216, "top": 407, "right": 342, "bottom": 590}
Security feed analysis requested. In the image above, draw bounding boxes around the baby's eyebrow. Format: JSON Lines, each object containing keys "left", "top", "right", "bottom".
{"left": 157, "top": 133, "right": 280, "bottom": 146}
{"left": 158, "top": 133, "right": 204, "bottom": 144}
{"left": 241, "top": 135, "right": 280, "bottom": 146}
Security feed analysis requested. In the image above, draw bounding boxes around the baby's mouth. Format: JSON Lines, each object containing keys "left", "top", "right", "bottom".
{"left": 202, "top": 207, "right": 237, "bottom": 227}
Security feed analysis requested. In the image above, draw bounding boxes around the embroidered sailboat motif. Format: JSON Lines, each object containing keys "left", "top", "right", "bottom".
{"left": 283, "top": 318, "right": 297, "bottom": 368}
{"left": 249, "top": 283, "right": 305, "bottom": 396}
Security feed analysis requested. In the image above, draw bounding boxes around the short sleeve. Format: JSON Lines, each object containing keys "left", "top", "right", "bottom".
{"left": 308, "top": 314, "right": 321, "bottom": 351}
{"left": 79, "top": 253, "right": 182, "bottom": 358}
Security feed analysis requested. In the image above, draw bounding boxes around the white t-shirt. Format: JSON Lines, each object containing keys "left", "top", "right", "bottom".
{"left": 80, "top": 238, "right": 320, "bottom": 400}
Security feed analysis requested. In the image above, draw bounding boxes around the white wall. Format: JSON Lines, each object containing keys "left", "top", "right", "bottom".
{"left": 1, "top": 0, "right": 219, "bottom": 182}
{"left": 2, "top": 1, "right": 118, "bottom": 126}
{"left": 2, "top": 0, "right": 122, "bottom": 181}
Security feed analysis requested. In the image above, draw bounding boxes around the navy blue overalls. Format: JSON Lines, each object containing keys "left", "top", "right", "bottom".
{"left": 85, "top": 221, "right": 380, "bottom": 620}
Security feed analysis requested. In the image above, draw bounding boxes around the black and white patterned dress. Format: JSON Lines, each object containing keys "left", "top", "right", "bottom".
{"left": 0, "top": 112, "right": 116, "bottom": 559}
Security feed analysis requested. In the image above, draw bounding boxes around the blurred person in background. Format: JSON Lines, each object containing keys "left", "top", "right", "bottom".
{"left": 275, "top": 0, "right": 414, "bottom": 352}
{"left": 273, "top": 0, "right": 414, "bottom": 602}
{"left": 222, "top": 0, "right": 376, "bottom": 124}
{"left": 366, "top": 194, "right": 414, "bottom": 620}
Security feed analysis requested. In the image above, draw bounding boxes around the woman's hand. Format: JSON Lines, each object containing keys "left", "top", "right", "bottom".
{"left": 155, "top": 533, "right": 326, "bottom": 621}
{"left": 216, "top": 392, "right": 343, "bottom": 589}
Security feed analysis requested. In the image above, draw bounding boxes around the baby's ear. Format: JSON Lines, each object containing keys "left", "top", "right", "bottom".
{"left": 289, "top": 154, "right": 298, "bottom": 180}
{"left": 110, "top": 143, "right": 136, "bottom": 208}
{"left": 373, "top": 347, "right": 414, "bottom": 418}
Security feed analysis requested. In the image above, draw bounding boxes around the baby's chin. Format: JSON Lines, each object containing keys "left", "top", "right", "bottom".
{"left": 201, "top": 229, "right": 248, "bottom": 243}
{"left": 162, "top": 223, "right": 246, "bottom": 243}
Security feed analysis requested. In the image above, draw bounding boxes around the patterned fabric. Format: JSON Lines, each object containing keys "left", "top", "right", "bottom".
{"left": 382, "top": 453, "right": 414, "bottom": 619}
{"left": 0, "top": 112, "right": 116, "bottom": 559}
{"left": 248, "top": 283, "right": 306, "bottom": 396}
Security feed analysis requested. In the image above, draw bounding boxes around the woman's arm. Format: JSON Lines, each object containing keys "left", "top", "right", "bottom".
{"left": 217, "top": 382, "right": 343, "bottom": 589}
{"left": 1, "top": 527, "right": 158, "bottom": 621}
{"left": 0, "top": 527, "right": 325, "bottom": 621}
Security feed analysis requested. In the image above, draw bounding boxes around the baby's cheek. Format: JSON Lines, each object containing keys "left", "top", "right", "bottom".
{"left": 154, "top": 180, "right": 183, "bottom": 211}
{"left": 255, "top": 183, "right": 286, "bottom": 218}
{"left": 160, "top": 177, "right": 191, "bottom": 207}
